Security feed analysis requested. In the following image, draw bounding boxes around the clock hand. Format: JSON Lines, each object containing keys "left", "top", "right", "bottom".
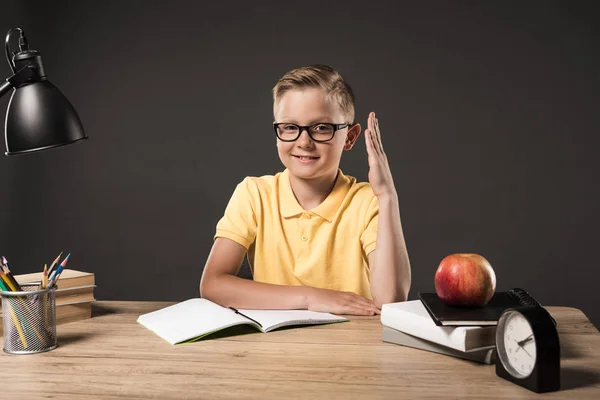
{"left": 513, "top": 339, "right": 533, "bottom": 358}
{"left": 520, "top": 345, "right": 533, "bottom": 359}
{"left": 517, "top": 334, "right": 533, "bottom": 347}
{"left": 513, "top": 340, "right": 522, "bottom": 353}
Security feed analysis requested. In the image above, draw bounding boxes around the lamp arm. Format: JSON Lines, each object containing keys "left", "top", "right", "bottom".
{"left": 0, "top": 80, "right": 11, "bottom": 97}
{"left": 5, "top": 27, "right": 28, "bottom": 74}
{"left": 0, "top": 63, "right": 38, "bottom": 98}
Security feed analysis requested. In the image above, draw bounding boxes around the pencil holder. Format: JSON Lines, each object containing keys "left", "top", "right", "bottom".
{"left": 0, "top": 283, "right": 58, "bottom": 354}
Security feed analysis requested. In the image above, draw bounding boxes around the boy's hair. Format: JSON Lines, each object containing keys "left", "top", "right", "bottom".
{"left": 272, "top": 64, "right": 356, "bottom": 124}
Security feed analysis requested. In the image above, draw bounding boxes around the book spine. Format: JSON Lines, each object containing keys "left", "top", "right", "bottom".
{"left": 382, "top": 328, "right": 496, "bottom": 364}
{"left": 381, "top": 308, "right": 474, "bottom": 352}
{"left": 228, "top": 307, "right": 263, "bottom": 329}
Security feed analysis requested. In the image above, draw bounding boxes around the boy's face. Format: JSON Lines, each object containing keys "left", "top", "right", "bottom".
{"left": 274, "top": 88, "right": 361, "bottom": 181}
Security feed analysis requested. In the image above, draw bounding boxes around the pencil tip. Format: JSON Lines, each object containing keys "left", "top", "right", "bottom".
{"left": 60, "top": 253, "right": 71, "bottom": 267}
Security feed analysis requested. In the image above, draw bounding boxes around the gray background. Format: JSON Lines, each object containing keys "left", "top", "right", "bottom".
{"left": 0, "top": 1, "right": 598, "bottom": 328}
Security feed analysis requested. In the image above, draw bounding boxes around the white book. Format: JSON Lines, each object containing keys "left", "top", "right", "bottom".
{"left": 137, "top": 298, "right": 348, "bottom": 345}
{"left": 382, "top": 326, "right": 496, "bottom": 364}
{"left": 380, "top": 300, "right": 496, "bottom": 352}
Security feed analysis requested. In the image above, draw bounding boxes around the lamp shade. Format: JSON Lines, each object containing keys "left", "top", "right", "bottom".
{"left": 4, "top": 79, "right": 87, "bottom": 155}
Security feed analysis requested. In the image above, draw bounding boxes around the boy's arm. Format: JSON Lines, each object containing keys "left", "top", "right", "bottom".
{"left": 368, "top": 193, "right": 411, "bottom": 306}
{"left": 200, "top": 237, "right": 379, "bottom": 315}
{"left": 364, "top": 112, "right": 412, "bottom": 307}
{"left": 200, "top": 237, "right": 308, "bottom": 309}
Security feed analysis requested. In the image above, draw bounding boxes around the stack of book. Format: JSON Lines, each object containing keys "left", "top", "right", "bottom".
{"left": 0, "top": 269, "right": 95, "bottom": 334}
{"left": 380, "top": 299, "right": 497, "bottom": 364}
{"left": 381, "top": 289, "right": 543, "bottom": 364}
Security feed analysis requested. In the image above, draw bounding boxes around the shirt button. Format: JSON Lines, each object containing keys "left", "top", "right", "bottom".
{"left": 301, "top": 236, "right": 308, "bottom": 242}
{"left": 304, "top": 213, "right": 311, "bottom": 219}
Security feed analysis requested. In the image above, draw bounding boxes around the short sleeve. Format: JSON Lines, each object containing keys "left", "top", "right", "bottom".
{"left": 214, "top": 178, "right": 257, "bottom": 249}
{"left": 360, "top": 195, "right": 379, "bottom": 256}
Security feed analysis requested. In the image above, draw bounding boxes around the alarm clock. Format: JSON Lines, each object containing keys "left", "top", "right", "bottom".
{"left": 495, "top": 306, "right": 560, "bottom": 393}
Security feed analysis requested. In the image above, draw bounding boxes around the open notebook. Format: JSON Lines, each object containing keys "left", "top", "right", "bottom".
{"left": 137, "top": 298, "right": 348, "bottom": 344}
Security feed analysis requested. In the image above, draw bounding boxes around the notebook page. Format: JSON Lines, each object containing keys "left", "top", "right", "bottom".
{"left": 137, "top": 298, "right": 253, "bottom": 344}
{"left": 236, "top": 309, "right": 348, "bottom": 332}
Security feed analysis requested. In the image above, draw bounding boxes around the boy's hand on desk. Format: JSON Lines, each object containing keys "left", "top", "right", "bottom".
{"left": 365, "top": 112, "right": 396, "bottom": 199}
{"left": 306, "top": 287, "right": 380, "bottom": 316}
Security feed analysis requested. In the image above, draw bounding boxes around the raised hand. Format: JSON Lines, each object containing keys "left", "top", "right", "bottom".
{"left": 306, "top": 287, "right": 380, "bottom": 316}
{"left": 364, "top": 112, "right": 396, "bottom": 199}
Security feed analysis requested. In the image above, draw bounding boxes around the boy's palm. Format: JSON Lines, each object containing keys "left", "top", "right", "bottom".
{"left": 307, "top": 287, "right": 380, "bottom": 316}
{"left": 365, "top": 112, "right": 396, "bottom": 198}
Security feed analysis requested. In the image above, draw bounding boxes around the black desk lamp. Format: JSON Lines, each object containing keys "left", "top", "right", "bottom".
{"left": 1, "top": 27, "right": 86, "bottom": 155}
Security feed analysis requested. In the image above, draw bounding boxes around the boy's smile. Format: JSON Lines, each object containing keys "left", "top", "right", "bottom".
{"left": 292, "top": 154, "right": 320, "bottom": 163}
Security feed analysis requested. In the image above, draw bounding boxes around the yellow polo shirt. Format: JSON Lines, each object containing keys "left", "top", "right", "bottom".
{"left": 214, "top": 169, "right": 378, "bottom": 299}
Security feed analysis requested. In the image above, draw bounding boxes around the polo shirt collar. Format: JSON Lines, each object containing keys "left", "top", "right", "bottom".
{"left": 279, "top": 168, "right": 350, "bottom": 223}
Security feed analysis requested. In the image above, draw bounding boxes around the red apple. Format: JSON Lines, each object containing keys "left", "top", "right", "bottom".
{"left": 434, "top": 253, "right": 496, "bottom": 307}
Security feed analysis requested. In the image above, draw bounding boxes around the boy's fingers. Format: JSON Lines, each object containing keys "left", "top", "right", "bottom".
{"left": 367, "top": 113, "right": 380, "bottom": 156}
{"left": 365, "top": 129, "right": 374, "bottom": 154}
{"left": 350, "top": 298, "right": 372, "bottom": 309}
{"left": 369, "top": 130, "right": 380, "bottom": 156}
{"left": 374, "top": 118, "right": 384, "bottom": 153}
{"left": 339, "top": 292, "right": 379, "bottom": 315}
{"left": 350, "top": 297, "right": 380, "bottom": 312}
{"left": 345, "top": 305, "right": 376, "bottom": 316}
{"left": 343, "top": 295, "right": 370, "bottom": 308}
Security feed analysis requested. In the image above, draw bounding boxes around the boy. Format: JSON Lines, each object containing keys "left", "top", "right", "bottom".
{"left": 200, "top": 65, "right": 411, "bottom": 315}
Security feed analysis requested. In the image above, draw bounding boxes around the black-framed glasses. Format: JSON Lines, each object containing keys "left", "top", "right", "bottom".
{"left": 273, "top": 122, "right": 350, "bottom": 142}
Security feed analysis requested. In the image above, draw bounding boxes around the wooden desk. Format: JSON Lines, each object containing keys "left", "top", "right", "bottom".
{"left": 0, "top": 302, "right": 598, "bottom": 399}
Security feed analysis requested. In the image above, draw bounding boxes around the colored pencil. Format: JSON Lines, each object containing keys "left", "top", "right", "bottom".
{"left": 42, "top": 264, "right": 48, "bottom": 289}
{"left": 53, "top": 267, "right": 65, "bottom": 283}
{"left": 6, "top": 301, "right": 28, "bottom": 348}
{"left": 1, "top": 256, "right": 22, "bottom": 291}
{"left": 49, "top": 253, "right": 70, "bottom": 287}
{"left": 32, "top": 263, "right": 50, "bottom": 303}
{"left": 0, "top": 276, "right": 8, "bottom": 291}
{"left": 0, "top": 270, "right": 17, "bottom": 291}
{"left": 46, "top": 252, "right": 63, "bottom": 278}
{"left": 32, "top": 262, "right": 48, "bottom": 303}
{"left": 0, "top": 275, "right": 29, "bottom": 348}
{"left": 48, "top": 266, "right": 63, "bottom": 288}
{"left": 10, "top": 296, "right": 47, "bottom": 344}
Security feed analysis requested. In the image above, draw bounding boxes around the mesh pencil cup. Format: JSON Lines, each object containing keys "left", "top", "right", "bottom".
{"left": 0, "top": 283, "right": 58, "bottom": 354}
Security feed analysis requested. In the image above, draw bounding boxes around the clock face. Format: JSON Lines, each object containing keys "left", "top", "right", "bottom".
{"left": 497, "top": 310, "right": 537, "bottom": 378}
